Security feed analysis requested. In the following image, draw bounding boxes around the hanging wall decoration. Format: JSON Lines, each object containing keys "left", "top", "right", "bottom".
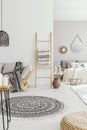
{"left": 58, "top": 46, "right": 68, "bottom": 54}
{"left": 0, "top": 0, "right": 9, "bottom": 46}
{"left": 70, "top": 34, "right": 83, "bottom": 53}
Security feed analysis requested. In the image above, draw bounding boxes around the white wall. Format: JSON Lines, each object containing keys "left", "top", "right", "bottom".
{"left": 0, "top": 0, "right": 53, "bottom": 65}
{"left": 54, "top": 21, "right": 87, "bottom": 64}
{"left": 0, "top": 0, "right": 53, "bottom": 87}
{"left": 54, "top": 0, "right": 87, "bottom": 21}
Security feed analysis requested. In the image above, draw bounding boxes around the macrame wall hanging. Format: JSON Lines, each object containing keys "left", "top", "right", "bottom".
{"left": 0, "top": 0, "right": 9, "bottom": 46}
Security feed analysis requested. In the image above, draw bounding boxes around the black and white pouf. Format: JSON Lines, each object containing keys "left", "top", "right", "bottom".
{"left": 0, "top": 96, "right": 65, "bottom": 118}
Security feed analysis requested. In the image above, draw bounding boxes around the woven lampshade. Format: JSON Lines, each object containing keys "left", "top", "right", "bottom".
{"left": 0, "top": 30, "right": 9, "bottom": 46}
{"left": 0, "top": 0, "right": 9, "bottom": 47}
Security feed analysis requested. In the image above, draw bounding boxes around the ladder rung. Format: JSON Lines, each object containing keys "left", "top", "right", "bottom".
{"left": 37, "top": 68, "right": 51, "bottom": 69}
{"left": 37, "top": 41, "right": 51, "bottom": 43}
{"left": 35, "top": 32, "right": 52, "bottom": 88}
{"left": 36, "top": 76, "right": 50, "bottom": 78}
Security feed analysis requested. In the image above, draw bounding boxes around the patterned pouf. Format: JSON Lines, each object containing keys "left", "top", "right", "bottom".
{"left": 60, "top": 111, "right": 87, "bottom": 130}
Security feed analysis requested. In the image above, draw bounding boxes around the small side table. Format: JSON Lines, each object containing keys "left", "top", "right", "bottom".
{"left": 0, "top": 87, "right": 11, "bottom": 130}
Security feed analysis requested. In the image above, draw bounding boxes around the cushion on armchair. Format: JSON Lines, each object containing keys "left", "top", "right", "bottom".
{"left": 2, "top": 63, "right": 16, "bottom": 74}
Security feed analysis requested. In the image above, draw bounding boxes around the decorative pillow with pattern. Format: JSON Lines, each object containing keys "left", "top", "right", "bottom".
{"left": 9, "top": 72, "right": 20, "bottom": 92}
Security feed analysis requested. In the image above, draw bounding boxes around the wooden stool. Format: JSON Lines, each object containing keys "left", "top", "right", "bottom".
{"left": 0, "top": 87, "right": 11, "bottom": 130}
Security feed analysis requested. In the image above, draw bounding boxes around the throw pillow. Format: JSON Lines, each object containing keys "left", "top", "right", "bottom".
{"left": 14, "top": 61, "right": 23, "bottom": 90}
{"left": 3, "top": 63, "right": 15, "bottom": 74}
{"left": 60, "top": 60, "right": 67, "bottom": 70}
{"left": 0, "top": 63, "right": 3, "bottom": 73}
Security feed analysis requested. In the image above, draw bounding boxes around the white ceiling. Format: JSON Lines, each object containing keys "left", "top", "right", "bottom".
{"left": 54, "top": 0, "right": 87, "bottom": 21}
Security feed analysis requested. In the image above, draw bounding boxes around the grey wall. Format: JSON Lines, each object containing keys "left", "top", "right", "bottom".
{"left": 53, "top": 21, "right": 87, "bottom": 64}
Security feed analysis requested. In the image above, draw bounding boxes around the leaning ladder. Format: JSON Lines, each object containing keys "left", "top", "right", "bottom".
{"left": 35, "top": 32, "right": 52, "bottom": 88}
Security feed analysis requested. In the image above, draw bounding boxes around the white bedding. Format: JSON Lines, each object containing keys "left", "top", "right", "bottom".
{"left": 63, "top": 68, "right": 87, "bottom": 84}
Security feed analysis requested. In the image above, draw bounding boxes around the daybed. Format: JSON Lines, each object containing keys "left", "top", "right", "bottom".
{"left": 54, "top": 60, "right": 87, "bottom": 85}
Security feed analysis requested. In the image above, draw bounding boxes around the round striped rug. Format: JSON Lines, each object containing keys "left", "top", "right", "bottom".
{"left": 0, "top": 96, "right": 65, "bottom": 118}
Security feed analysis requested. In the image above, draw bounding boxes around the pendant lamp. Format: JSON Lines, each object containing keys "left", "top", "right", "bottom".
{"left": 0, "top": 0, "right": 9, "bottom": 46}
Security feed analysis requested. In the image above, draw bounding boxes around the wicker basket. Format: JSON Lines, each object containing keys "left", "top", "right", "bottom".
{"left": 60, "top": 111, "right": 87, "bottom": 130}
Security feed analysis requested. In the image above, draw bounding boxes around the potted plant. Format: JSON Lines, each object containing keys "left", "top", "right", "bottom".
{"left": 53, "top": 63, "right": 63, "bottom": 88}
